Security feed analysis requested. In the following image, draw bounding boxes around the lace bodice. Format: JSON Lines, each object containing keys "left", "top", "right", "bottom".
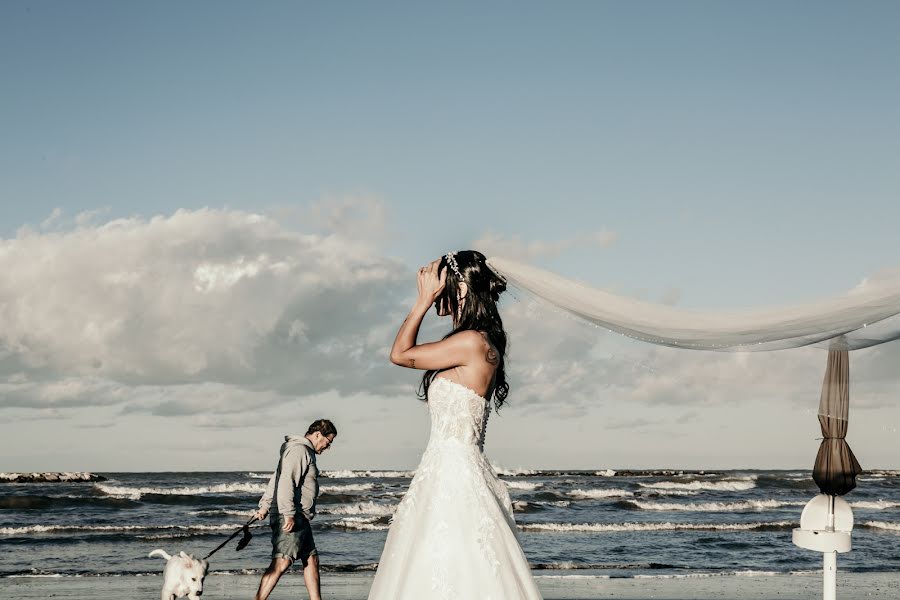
{"left": 427, "top": 377, "right": 491, "bottom": 451}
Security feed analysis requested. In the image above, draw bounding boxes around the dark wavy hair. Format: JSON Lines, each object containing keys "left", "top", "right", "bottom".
{"left": 306, "top": 419, "right": 337, "bottom": 437}
{"left": 418, "top": 250, "right": 510, "bottom": 410}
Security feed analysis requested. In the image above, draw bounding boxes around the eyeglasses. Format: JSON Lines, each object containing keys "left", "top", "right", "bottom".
{"left": 319, "top": 434, "right": 335, "bottom": 449}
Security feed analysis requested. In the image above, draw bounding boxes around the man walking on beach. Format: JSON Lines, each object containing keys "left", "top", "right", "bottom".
{"left": 253, "top": 419, "right": 337, "bottom": 600}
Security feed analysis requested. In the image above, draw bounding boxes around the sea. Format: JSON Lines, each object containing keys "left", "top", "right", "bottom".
{"left": 2, "top": 468, "right": 899, "bottom": 579}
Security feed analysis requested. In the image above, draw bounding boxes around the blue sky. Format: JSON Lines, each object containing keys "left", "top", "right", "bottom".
{"left": 1, "top": 2, "right": 899, "bottom": 471}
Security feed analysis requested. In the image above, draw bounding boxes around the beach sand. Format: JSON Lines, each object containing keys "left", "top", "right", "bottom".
{"left": 2, "top": 572, "right": 899, "bottom": 599}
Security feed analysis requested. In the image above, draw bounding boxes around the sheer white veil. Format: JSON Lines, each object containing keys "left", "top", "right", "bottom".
{"left": 486, "top": 257, "right": 900, "bottom": 352}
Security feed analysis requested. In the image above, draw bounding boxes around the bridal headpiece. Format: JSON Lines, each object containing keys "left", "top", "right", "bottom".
{"left": 445, "top": 252, "right": 462, "bottom": 279}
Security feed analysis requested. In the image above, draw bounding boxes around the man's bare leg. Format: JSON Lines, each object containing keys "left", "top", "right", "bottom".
{"left": 253, "top": 557, "right": 291, "bottom": 600}
{"left": 303, "top": 553, "right": 321, "bottom": 600}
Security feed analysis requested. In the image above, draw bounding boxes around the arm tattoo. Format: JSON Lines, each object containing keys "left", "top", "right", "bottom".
{"left": 409, "top": 358, "right": 416, "bottom": 369}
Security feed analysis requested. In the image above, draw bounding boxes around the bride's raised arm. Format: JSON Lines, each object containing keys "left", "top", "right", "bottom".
{"left": 389, "top": 259, "right": 482, "bottom": 371}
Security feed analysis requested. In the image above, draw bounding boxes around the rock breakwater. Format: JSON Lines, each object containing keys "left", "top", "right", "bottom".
{"left": 0, "top": 472, "right": 106, "bottom": 483}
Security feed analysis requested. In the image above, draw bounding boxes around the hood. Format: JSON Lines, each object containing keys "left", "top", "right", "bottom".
{"left": 284, "top": 435, "right": 314, "bottom": 451}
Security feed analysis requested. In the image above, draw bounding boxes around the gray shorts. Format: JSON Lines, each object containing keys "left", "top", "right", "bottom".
{"left": 270, "top": 515, "right": 317, "bottom": 566}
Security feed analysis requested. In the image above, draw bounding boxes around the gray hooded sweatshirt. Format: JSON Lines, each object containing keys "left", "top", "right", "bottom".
{"left": 257, "top": 435, "right": 319, "bottom": 520}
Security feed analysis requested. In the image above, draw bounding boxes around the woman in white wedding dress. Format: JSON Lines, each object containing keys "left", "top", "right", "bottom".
{"left": 368, "top": 250, "right": 543, "bottom": 600}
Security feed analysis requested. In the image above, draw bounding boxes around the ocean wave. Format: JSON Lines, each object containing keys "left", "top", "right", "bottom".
{"left": 329, "top": 516, "right": 391, "bottom": 531}
{"left": 851, "top": 500, "right": 900, "bottom": 510}
{"left": 513, "top": 500, "right": 571, "bottom": 513}
{"left": 644, "top": 490, "right": 700, "bottom": 497}
{"left": 868, "top": 470, "right": 900, "bottom": 477}
{"left": 320, "top": 483, "right": 375, "bottom": 494}
{"left": 0, "top": 566, "right": 864, "bottom": 579}
{"left": 320, "top": 502, "right": 396, "bottom": 516}
{"left": 755, "top": 475, "right": 815, "bottom": 490}
{"left": 531, "top": 561, "right": 675, "bottom": 570}
{"left": 188, "top": 509, "right": 255, "bottom": 517}
{"left": 1, "top": 564, "right": 380, "bottom": 577}
{"left": 0, "top": 523, "right": 241, "bottom": 535}
{"left": 246, "top": 472, "right": 272, "bottom": 479}
{"left": 624, "top": 499, "right": 803, "bottom": 512}
{"left": 492, "top": 466, "right": 538, "bottom": 477}
{"left": 568, "top": 488, "right": 633, "bottom": 499}
{"left": 638, "top": 480, "right": 756, "bottom": 492}
{"left": 323, "top": 470, "right": 415, "bottom": 479}
{"left": 504, "top": 480, "right": 543, "bottom": 491}
{"left": 0, "top": 495, "right": 140, "bottom": 510}
{"left": 96, "top": 482, "right": 266, "bottom": 499}
{"left": 519, "top": 520, "right": 794, "bottom": 533}
{"left": 863, "top": 521, "right": 900, "bottom": 531}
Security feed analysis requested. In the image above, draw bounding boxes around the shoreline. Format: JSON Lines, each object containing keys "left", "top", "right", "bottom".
{"left": 2, "top": 571, "right": 899, "bottom": 599}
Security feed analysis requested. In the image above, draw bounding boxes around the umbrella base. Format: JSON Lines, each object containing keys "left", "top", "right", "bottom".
{"left": 792, "top": 528, "right": 851, "bottom": 553}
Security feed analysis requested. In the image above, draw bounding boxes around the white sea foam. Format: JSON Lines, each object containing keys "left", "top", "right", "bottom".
{"left": 568, "top": 488, "right": 633, "bottom": 499}
{"left": 632, "top": 570, "right": 780, "bottom": 579}
{"left": 331, "top": 516, "right": 390, "bottom": 531}
{"left": 864, "top": 521, "right": 900, "bottom": 531}
{"left": 595, "top": 469, "right": 617, "bottom": 477}
{"left": 188, "top": 509, "right": 255, "bottom": 517}
{"left": 869, "top": 470, "right": 900, "bottom": 477}
{"left": 320, "top": 502, "right": 396, "bottom": 516}
{"left": 513, "top": 500, "right": 571, "bottom": 512}
{"left": 504, "top": 480, "right": 542, "bottom": 491}
{"left": 247, "top": 472, "right": 272, "bottom": 479}
{"left": 1, "top": 524, "right": 240, "bottom": 535}
{"left": 492, "top": 466, "right": 538, "bottom": 476}
{"left": 629, "top": 499, "right": 803, "bottom": 512}
{"left": 323, "top": 470, "right": 415, "bottom": 479}
{"left": 638, "top": 479, "right": 756, "bottom": 492}
{"left": 851, "top": 500, "right": 900, "bottom": 510}
{"left": 535, "top": 561, "right": 589, "bottom": 570}
{"left": 320, "top": 483, "right": 376, "bottom": 494}
{"left": 97, "top": 482, "right": 266, "bottom": 499}
{"left": 519, "top": 520, "right": 793, "bottom": 533}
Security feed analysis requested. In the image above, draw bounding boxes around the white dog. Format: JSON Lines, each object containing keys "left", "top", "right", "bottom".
{"left": 149, "top": 549, "right": 210, "bottom": 600}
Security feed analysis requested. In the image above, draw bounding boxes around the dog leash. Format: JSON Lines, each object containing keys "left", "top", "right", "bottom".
{"left": 204, "top": 516, "right": 258, "bottom": 560}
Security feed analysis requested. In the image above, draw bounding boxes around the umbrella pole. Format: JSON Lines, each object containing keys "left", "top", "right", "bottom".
{"left": 824, "top": 495, "right": 837, "bottom": 600}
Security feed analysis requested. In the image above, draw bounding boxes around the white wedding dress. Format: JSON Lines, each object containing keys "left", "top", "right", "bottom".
{"left": 368, "top": 376, "right": 543, "bottom": 600}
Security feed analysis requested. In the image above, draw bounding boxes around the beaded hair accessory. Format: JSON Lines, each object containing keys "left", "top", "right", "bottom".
{"left": 445, "top": 252, "right": 462, "bottom": 279}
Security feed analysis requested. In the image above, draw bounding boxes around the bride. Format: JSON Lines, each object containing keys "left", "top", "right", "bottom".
{"left": 368, "top": 250, "right": 543, "bottom": 599}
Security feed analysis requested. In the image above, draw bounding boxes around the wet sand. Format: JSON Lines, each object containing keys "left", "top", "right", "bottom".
{"left": 2, "top": 571, "right": 899, "bottom": 599}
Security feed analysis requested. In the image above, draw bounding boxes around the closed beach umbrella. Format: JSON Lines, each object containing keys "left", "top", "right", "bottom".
{"left": 812, "top": 349, "right": 862, "bottom": 496}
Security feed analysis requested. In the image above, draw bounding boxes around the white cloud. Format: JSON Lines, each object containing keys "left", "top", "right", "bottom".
{"left": 0, "top": 205, "right": 410, "bottom": 407}
{"left": 4, "top": 208, "right": 896, "bottom": 420}
{"left": 40, "top": 207, "right": 63, "bottom": 230}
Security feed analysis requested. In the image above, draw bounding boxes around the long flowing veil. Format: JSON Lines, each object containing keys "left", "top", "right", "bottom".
{"left": 486, "top": 257, "right": 900, "bottom": 352}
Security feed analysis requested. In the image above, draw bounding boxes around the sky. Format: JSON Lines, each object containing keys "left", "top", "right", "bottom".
{"left": 1, "top": 1, "right": 899, "bottom": 472}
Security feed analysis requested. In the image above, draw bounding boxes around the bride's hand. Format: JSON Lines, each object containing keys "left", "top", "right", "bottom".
{"left": 417, "top": 260, "right": 446, "bottom": 306}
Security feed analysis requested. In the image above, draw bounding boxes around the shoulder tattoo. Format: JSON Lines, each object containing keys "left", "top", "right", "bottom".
{"left": 486, "top": 346, "right": 499, "bottom": 365}
{"left": 480, "top": 332, "right": 499, "bottom": 365}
